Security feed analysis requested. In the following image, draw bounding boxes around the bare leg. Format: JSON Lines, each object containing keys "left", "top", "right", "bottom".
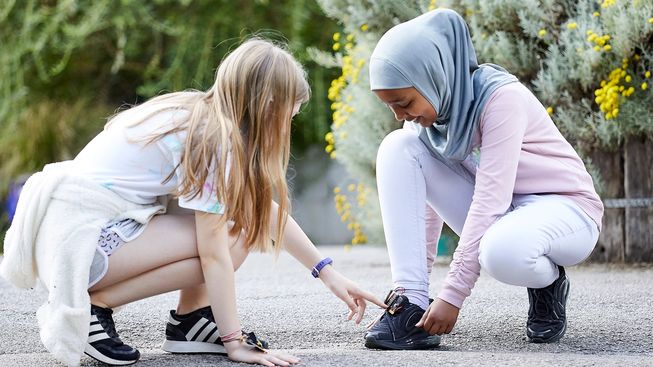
{"left": 89, "top": 214, "right": 249, "bottom": 311}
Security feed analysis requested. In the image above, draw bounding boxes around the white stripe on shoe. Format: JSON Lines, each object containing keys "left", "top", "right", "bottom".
{"left": 84, "top": 344, "right": 138, "bottom": 366}
{"left": 205, "top": 328, "right": 220, "bottom": 344}
{"left": 185, "top": 317, "right": 209, "bottom": 340}
{"left": 195, "top": 321, "right": 217, "bottom": 342}
{"left": 88, "top": 332, "right": 112, "bottom": 344}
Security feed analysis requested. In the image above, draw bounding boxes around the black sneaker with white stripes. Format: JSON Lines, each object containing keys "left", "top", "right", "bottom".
{"left": 161, "top": 306, "right": 268, "bottom": 354}
{"left": 85, "top": 305, "right": 140, "bottom": 366}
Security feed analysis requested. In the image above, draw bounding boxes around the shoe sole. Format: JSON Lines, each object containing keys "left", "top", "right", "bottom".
{"left": 527, "top": 322, "right": 567, "bottom": 343}
{"left": 364, "top": 335, "right": 441, "bottom": 350}
{"left": 161, "top": 340, "right": 227, "bottom": 354}
{"left": 84, "top": 344, "right": 139, "bottom": 366}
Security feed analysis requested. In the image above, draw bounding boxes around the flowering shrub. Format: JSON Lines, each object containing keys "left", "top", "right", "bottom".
{"left": 310, "top": 1, "right": 430, "bottom": 245}
{"left": 314, "top": 0, "right": 652, "bottom": 245}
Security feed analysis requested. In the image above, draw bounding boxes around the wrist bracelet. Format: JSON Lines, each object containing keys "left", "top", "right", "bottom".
{"left": 220, "top": 329, "right": 243, "bottom": 343}
{"left": 311, "top": 257, "right": 333, "bottom": 278}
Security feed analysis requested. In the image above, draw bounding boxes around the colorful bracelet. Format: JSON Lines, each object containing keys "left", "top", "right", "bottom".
{"left": 220, "top": 329, "right": 243, "bottom": 343}
{"left": 311, "top": 257, "right": 333, "bottom": 278}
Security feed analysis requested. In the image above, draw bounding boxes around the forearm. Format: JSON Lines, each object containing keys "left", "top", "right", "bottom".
{"left": 201, "top": 257, "right": 241, "bottom": 341}
{"left": 195, "top": 212, "right": 242, "bottom": 350}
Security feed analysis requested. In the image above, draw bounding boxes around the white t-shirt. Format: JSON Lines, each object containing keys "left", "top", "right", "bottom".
{"left": 74, "top": 109, "right": 225, "bottom": 214}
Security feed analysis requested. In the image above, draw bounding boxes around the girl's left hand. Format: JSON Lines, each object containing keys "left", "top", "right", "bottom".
{"left": 415, "top": 298, "right": 460, "bottom": 335}
{"left": 318, "top": 266, "right": 387, "bottom": 324}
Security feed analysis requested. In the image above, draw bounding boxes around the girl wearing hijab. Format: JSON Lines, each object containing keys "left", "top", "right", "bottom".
{"left": 364, "top": 9, "right": 603, "bottom": 350}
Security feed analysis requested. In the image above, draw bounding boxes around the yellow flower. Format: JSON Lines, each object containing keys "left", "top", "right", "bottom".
{"left": 333, "top": 187, "right": 341, "bottom": 194}
{"left": 642, "top": 83, "right": 649, "bottom": 90}
{"left": 428, "top": 0, "right": 437, "bottom": 11}
{"left": 601, "top": 0, "right": 615, "bottom": 8}
{"left": 625, "top": 75, "right": 632, "bottom": 83}
{"left": 347, "top": 184, "right": 356, "bottom": 192}
{"left": 329, "top": 151, "right": 336, "bottom": 159}
{"left": 332, "top": 43, "right": 340, "bottom": 51}
{"left": 325, "top": 131, "right": 334, "bottom": 142}
{"left": 566, "top": 22, "right": 577, "bottom": 30}
{"left": 538, "top": 29, "right": 547, "bottom": 38}
{"left": 325, "top": 145, "right": 334, "bottom": 153}
{"left": 346, "top": 34, "right": 354, "bottom": 42}
{"left": 646, "top": 71, "right": 651, "bottom": 78}
{"left": 333, "top": 32, "right": 340, "bottom": 41}
{"left": 594, "top": 46, "right": 601, "bottom": 52}
{"left": 593, "top": 11, "right": 600, "bottom": 17}
{"left": 360, "top": 24, "right": 369, "bottom": 32}
{"left": 649, "top": 18, "right": 653, "bottom": 24}
{"left": 603, "top": 45, "right": 612, "bottom": 52}
{"left": 546, "top": 106, "right": 554, "bottom": 115}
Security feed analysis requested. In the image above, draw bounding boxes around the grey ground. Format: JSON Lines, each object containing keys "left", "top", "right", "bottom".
{"left": 1, "top": 245, "right": 652, "bottom": 366}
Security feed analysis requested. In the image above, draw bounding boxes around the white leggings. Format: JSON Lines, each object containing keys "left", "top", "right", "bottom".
{"left": 376, "top": 128, "right": 600, "bottom": 303}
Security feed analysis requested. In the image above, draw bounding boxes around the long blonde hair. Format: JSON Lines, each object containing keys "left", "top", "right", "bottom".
{"left": 106, "top": 38, "right": 310, "bottom": 253}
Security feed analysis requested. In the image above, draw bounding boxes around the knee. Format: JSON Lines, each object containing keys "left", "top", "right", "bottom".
{"left": 478, "top": 226, "right": 533, "bottom": 286}
{"left": 377, "top": 129, "right": 422, "bottom": 163}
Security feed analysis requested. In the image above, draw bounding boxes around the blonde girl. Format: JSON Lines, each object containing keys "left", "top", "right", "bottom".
{"left": 1, "top": 38, "right": 384, "bottom": 366}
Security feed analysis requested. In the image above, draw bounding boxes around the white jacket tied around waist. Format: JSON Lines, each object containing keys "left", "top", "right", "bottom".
{"left": 0, "top": 161, "right": 165, "bottom": 366}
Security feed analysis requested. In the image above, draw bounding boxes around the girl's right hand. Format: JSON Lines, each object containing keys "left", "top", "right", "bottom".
{"left": 226, "top": 341, "right": 300, "bottom": 367}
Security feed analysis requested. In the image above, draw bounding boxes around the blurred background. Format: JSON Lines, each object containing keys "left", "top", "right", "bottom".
{"left": 1, "top": 0, "right": 652, "bottom": 262}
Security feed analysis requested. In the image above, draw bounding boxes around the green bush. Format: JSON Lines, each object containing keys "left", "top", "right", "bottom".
{"left": 0, "top": 1, "right": 340, "bottom": 253}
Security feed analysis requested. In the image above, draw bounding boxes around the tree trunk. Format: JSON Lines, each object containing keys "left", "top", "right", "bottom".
{"left": 624, "top": 135, "right": 653, "bottom": 262}
{"left": 588, "top": 147, "right": 625, "bottom": 262}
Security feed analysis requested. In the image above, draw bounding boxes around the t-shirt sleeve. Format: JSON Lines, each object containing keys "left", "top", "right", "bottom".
{"left": 436, "top": 85, "right": 528, "bottom": 308}
{"left": 159, "top": 132, "right": 226, "bottom": 215}
{"left": 177, "top": 168, "right": 225, "bottom": 215}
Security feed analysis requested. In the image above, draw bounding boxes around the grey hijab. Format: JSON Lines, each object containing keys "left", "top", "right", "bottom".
{"left": 370, "top": 9, "right": 517, "bottom": 182}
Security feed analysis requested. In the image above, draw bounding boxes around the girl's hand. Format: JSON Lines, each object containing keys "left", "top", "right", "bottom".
{"left": 318, "top": 266, "right": 387, "bottom": 324}
{"left": 415, "top": 298, "right": 460, "bottom": 335}
{"left": 226, "top": 341, "right": 300, "bottom": 367}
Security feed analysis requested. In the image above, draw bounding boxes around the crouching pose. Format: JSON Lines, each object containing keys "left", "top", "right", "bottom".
{"left": 364, "top": 9, "right": 603, "bottom": 350}
{"left": 1, "top": 38, "right": 384, "bottom": 366}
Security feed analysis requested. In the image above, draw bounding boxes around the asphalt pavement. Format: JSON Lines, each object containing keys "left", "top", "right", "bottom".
{"left": 1, "top": 245, "right": 652, "bottom": 366}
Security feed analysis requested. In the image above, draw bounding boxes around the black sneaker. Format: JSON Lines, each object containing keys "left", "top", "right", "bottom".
{"left": 161, "top": 306, "right": 269, "bottom": 354}
{"left": 526, "top": 266, "right": 570, "bottom": 343}
{"left": 364, "top": 290, "right": 441, "bottom": 350}
{"left": 84, "top": 305, "right": 140, "bottom": 366}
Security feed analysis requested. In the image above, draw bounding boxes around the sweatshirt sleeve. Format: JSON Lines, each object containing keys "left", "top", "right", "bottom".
{"left": 437, "top": 86, "right": 528, "bottom": 308}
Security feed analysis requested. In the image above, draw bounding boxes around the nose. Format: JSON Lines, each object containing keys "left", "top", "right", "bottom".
{"left": 390, "top": 106, "right": 406, "bottom": 121}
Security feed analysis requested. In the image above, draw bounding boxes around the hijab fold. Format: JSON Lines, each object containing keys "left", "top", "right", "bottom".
{"left": 370, "top": 9, "right": 517, "bottom": 182}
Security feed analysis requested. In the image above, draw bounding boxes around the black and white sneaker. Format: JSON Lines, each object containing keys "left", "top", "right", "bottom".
{"left": 161, "top": 306, "right": 269, "bottom": 354}
{"left": 526, "top": 266, "right": 570, "bottom": 343}
{"left": 364, "top": 290, "right": 441, "bottom": 350}
{"left": 84, "top": 305, "right": 140, "bottom": 366}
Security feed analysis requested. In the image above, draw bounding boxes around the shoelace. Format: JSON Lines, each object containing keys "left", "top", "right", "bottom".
{"left": 95, "top": 310, "right": 120, "bottom": 339}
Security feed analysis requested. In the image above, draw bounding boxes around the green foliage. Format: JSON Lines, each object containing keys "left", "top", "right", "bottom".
{"left": 0, "top": 0, "right": 338, "bottom": 166}
{"left": 0, "top": 0, "right": 339, "bottom": 250}
{"left": 456, "top": 0, "right": 653, "bottom": 151}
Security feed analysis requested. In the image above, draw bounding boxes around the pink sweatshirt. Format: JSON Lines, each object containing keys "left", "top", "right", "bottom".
{"left": 436, "top": 82, "right": 604, "bottom": 308}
